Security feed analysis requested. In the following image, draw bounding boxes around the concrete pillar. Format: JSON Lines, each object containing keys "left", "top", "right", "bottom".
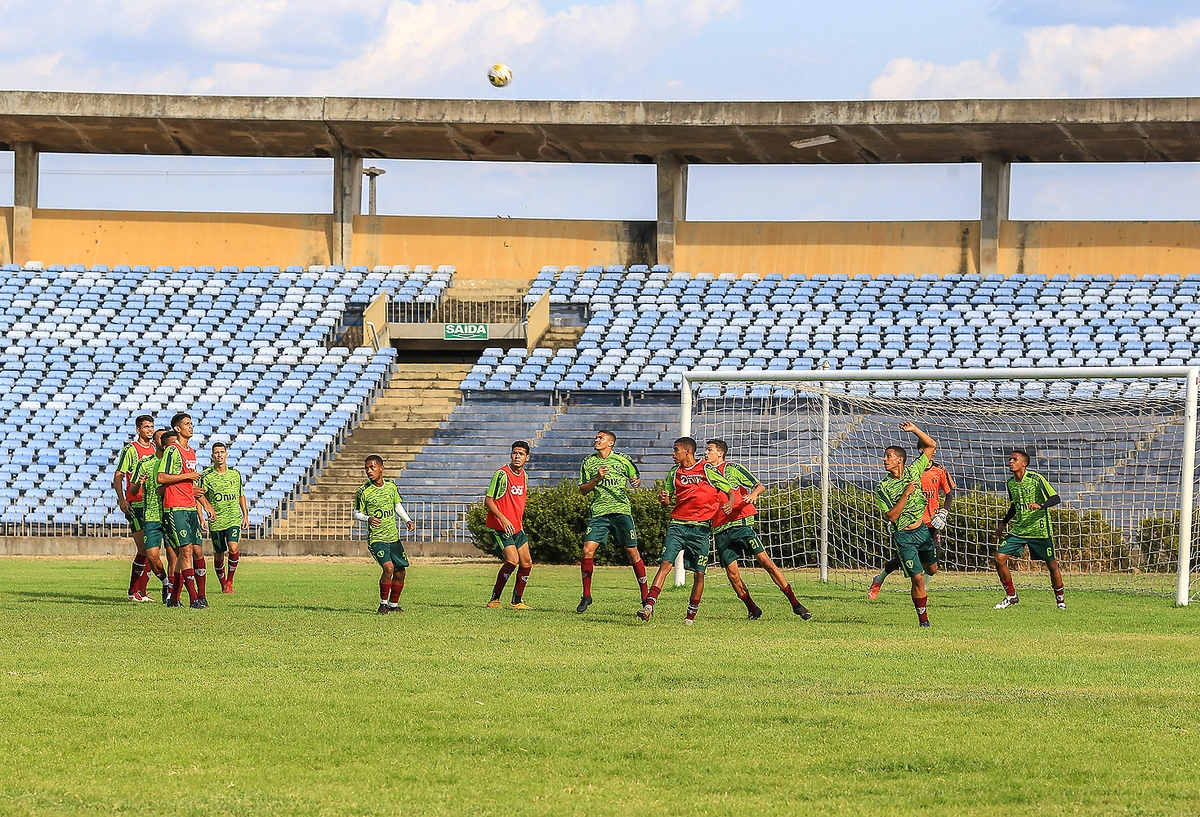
{"left": 12, "top": 142, "right": 39, "bottom": 266}
{"left": 980, "top": 152, "right": 1010, "bottom": 277}
{"left": 331, "top": 148, "right": 362, "bottom": 267}
{"left": 656, "top": 155, "right": 687, "bottom": 269}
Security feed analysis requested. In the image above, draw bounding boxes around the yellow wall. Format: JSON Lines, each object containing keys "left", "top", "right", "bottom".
{"left": 677, "top": 221, "right": 979, "bottom": 277}
{"left": 10, "top": 209, "right": 1200, "bottom": 280}
{"left": 352, "top": 215, "right": 642, "bottom": 279}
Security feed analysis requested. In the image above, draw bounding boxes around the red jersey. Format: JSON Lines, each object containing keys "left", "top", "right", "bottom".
{"left": 485, "top": 465, "right": 527, "bottom": 532}
{"left": 667, "top": 460, "right": 731, "bottom": 524}
{"left": 920, "top": 463, "right": 954, "bottom": 523}
{"left": 118, "top": 440, "right": 157, "bottom": 503}
{"left": 709, "top": 461, "right": 760, "bottom": 529}
{"left": 162, "top": 441, "right": 199, "bottom": 510}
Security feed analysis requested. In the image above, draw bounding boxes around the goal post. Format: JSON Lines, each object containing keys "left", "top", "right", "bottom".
{"left": 681, "top": 366, "right": 1199, "bottom": 606}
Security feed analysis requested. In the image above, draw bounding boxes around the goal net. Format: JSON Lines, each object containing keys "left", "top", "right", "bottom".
{"left": 682, "top": 367, "right": 1199, "bottom": 605}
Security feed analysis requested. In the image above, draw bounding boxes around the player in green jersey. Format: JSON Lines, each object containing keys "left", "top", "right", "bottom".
{"left": 576, "top": 430, "right": 648, "bottom": 613}
{"left": 353, "top": 455, "right": 415, "bottom": 614}
{"left": 704, "top": 440, "right": 811, "bottom": 620}
{"left": 875, "top": 422, "right": 938, "bottom": 627}
{"left": 991, "top": 449, "right": 1065, "bottom": 610}
{"left": 200, "top": 441, "right": 249, "bottom": 594}
{"left": 132, "top": 427, "right": 173, "bottom": 603}
{"left": 113, "top": 414, "right": 157, "bottom": 601}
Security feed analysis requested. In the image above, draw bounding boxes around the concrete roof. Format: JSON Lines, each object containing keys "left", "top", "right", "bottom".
{"left": 2, "top": 92, "right": 1200, "bottom": 164}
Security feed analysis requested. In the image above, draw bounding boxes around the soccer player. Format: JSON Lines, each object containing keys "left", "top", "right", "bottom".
{"left": 132, "top": 427, "right": 173, "bottom": 602}
{"left": 637, "top": 437, "right": 731, "bottom": 625}
{"left": 576, "top": 430, "right": 648, "bottom": 613}
{"left": 484, "top": 441, "right": 533, "bottom": 609}
{"left": 868, "top": 457, "right": 954, "bottom": 599}
{"left": 704, "top": 439, "right": 811, "bottom": 620}
{"left": 353, "top": 455, "right": 415, "bottom": 614}
{"left": 113, "top": 414, "right": 157, "bottom": 601}
{"left": 200, "top": 441, "right": 249, "bottom": 594}
{"left": 158, "top": 412, "right": 208, "bottom": 609}
{"left": 991, "top": 449, "right": 1065, "bottom": 610}
{"left": 874, "top": 422, "right": 938, "bottom": 627}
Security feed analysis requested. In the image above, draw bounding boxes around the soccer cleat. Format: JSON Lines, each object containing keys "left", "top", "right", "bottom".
{"left": 1057, "top": 601, "right": 1067, "bottom": 610}
{"left": 390, "top": 605, "right": 403, "bottom": 613}
{"left": 747, "top": 607, "right": 763, "bottom": 621}
{"left": 221, "top": 580, "right": 234, "bottom": 594}
{"left": 793, "top": 602, "right": 812, "bottom": 620}
{"left": 636, "top": 604, "right": 654, "bottom": 621}
{"left": 575, "top": 595, "right": 592, "bottom": 613}
{"left": 509, "top": 601, "right": 530, "bottom": 610}
{"left": 197, "top": 597, "right": 209, "bottom": 609}
{"left": 189, "top": 600, "right": 205, "bottom": 610}
{"left": 166, "top": 598, "right": 183, "bottom": 608}
{"left": 994, "top": 595, "right": 1019, "bottom": 609}
{"left": 137, "top": 593, "right": 155, "bottom": 603}
{"left": 682, "top": 618, "right": 694, "bottom": 626}
{"left": 919, "top": 620, "right": 931, "bottom": 628}
{"left": 162, "top": 585, "right": 172, "bottom": 604}
{"left": 377, "top": 603, "right": 390, "bottom": 615}
{"left": 127, "top": 593, "right": 140, "bottom": 602}
{"left": 486, "top": 599, "right": 502, "bottom": 608}
{"left": 867, "top": 581, "right": 882, "bottom": 600}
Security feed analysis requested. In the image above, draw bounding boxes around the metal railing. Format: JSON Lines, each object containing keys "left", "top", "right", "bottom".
{"left": 389, "top": 296, "right": 528, "bottom": 325}
{"left": 0, "top": 497, "right": 477, "bottom": 543}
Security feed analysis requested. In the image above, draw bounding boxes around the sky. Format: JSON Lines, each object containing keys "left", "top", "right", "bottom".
{"left": 3, "top": 0, "right": 1200, "bottom": 221}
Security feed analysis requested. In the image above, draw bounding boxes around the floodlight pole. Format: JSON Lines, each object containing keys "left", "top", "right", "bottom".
{"left": 363, "top": 166, "right": 386, "bottom": 216}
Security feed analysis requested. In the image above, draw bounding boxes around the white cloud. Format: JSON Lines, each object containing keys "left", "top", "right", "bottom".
{"left": 0, "top": 0, "right": 739, "bottom": 97}
{"left": 870, "top": 17, "right": 1200, "bottom": 98}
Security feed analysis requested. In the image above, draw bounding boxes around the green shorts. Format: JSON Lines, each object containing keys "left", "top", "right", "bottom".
{"left": 369, "top": 540, "right": 410, "bottom": 570}
{"left": 584, "top": 513, "right": 638, "bottom": 549}
{"left": 143, "top": 520, "right": 164, "bottom": 551}
{"left": 124, "top": 504, "right": 146, "bottom": 533}
{"left": 715, "top": 522, "right": 765, "bottom": 568}
{"left": 1000, "top": 535, "right": 1056, "bottom": 563}
{"left": 660, "top": 522, "right": 711, "bottom": 574}
{"left": 165, "top": 508, "right": 203, "bottom": 549}
{"left": 487, "top": 528, "right": 529, "bottom": 556}
{"left": 211, "top": 526, "right": 241, "bottom": 554}
{"left": 893, "top": 525, "right": 937, "bottom": 578}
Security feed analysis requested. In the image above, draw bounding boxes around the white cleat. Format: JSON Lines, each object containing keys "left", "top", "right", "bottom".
{"left": 682, "top": 618, "right": 694, "bottom": 626}
{"left": 994, "top": 595, "right": 1019, "bottom": 609}
{"left": 1057, "top": 601, "right": 1066, "bottom": 610}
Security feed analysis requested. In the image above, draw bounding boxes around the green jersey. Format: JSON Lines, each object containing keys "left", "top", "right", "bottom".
{"left": 579, "top": 452, "right": 640, "bottom": 517}
{"left": 136, "top": 454, "right": 164, "bottom": 524}
{"left": 354, "top": 480, "right": 405, "bottom": 545}
{"left": 200, "top": 466, "right": 245, "bottom": 531}
{"left": 876, "top": 453, "right": 931, "bottom": 532}
{"left": 1006, "top": 471, "right": 1058, "bottom": 539}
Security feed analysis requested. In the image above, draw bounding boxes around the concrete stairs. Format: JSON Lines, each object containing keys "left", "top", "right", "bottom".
{"left": 537, "top": 325, "right": 585, "bottom": 349}
{"left": 275, "top": 362, "right": 470, "bottom": 536}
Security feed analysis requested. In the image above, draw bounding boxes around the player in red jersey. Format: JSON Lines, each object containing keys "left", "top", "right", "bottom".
{"left": 704, "top": 440, "right": 811, "bottom": 620}
{"left": 113, "top": 414, "right": 157, "bottom": 601}
{"left": 868, "top": 457, "right": 953, "bottom": 599}
{"left": 637, "top": 437, "right": 732, "bottom": 624}
{"left": 158, "top": 413, "right": 208, "bottom": 608}
{"left": 484, "top": 441, "right": 534, "bottom": 609}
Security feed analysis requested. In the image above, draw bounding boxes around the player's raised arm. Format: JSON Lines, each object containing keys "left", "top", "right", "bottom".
{"left": 899, "top": 421, "right": 935, "bottom": 459}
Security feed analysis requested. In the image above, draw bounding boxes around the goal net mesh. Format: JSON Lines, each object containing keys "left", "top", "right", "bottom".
{"left": 687, "top": 375, "right": 1199, "bottom": 600}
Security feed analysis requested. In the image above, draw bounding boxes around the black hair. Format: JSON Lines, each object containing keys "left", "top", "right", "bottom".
{"left": 674, "top": 436, "right": 697, "bottom": 454}
{"left": 886, "top": 445, "right": 908, "bottom": 465}
{"left": 365, "top": 455, "right": 384, "bottom": 467}
{"left": 706, "top": 439, "right": 728, "bottom": 457}
{"left": 170, "top": 412, "right": 191, "bottom": 430}
{"left": 135, "top": 414, "right": 154, "bottom": 428}
{"left": 511, "top": 440, "right": 531, "bottom": 454}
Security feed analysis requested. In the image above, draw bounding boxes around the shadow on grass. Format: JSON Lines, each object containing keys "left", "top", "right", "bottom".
{"left": 10, "top": 590, "right": 132, "bottom": 606}
{"left": 237, "top": 602, "right": 354, "bottom": 614}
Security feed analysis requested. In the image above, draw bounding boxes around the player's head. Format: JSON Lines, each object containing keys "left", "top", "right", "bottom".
{"left": 594, "top": 430, "right": 616, "bottom": 452}
{"left": 704, "top": 439, "right": 728, "bottom": 465}
{"left": 158, "top": 429, "right": 178, "bottom": 452}
{"left": 1009, "top": 449, "right": 1030, "bottom": 472}
{"left": 510, "top": 440, "right": 530, "bottom": 469}
{"left": 134, "top": 414, "right": 154, "bottom": 440}
{"left": 211, "top": 441, "right": 228, "bottom": 466}
{"left": 884, "top": 445, "right": 907, "bottom": 476}
{"left": 171, "top": 412, "right": 193, "bottom": 439}
{"left": 364, "top": 455, "right": 384, "bottom": 482}
{"left": 672, "top": 436, "right": 697, "bottom": 463}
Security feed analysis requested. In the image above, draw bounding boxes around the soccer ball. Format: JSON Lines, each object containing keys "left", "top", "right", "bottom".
{"left": 488, "top": 63, "right": 513, "bottom": 88}
{"left": 930, "top": 509, "right": 949, "bottom": 530}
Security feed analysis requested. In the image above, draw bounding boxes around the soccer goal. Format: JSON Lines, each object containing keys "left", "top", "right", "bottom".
{"left": 681, "top": 366, "right": 1199, "bottom": 606}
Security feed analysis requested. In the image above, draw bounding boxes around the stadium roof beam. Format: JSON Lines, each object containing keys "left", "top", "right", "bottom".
{"left": 3, "top": 92, "right": 1200, "bottom": 267}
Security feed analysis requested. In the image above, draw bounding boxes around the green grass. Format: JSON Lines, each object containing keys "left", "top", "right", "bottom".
{"left": 1, "top": 557, "right": 1198, "bottom": 817}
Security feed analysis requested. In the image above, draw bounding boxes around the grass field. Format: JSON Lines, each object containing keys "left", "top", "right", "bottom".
{"left": 2, "top": 557, "right": 1199, "bottom": 817}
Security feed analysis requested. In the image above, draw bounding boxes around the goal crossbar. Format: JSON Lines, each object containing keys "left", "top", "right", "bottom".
{"left": 681, "top": 366, "right": 1199, "bottom": 606}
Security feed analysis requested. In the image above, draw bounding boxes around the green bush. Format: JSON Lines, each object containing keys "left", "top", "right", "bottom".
{"left": 469, "top": 480, "right": 670, "bottom": 565}
{"left": 1136, "top": 511, "right": 1200, "bottom": 573}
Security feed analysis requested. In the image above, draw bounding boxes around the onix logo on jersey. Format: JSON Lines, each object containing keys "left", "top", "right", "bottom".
{"left": 216, "top": 492, "right": 240, "bottom": 502}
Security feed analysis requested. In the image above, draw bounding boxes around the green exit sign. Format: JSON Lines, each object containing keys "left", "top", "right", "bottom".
{"left": 444, "top": 323, "right": 489, "bottom": 340}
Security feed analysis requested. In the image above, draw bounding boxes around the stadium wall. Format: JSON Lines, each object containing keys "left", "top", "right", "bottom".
{"left": 9, "top": 207, "right": 1200, "bottom": 278}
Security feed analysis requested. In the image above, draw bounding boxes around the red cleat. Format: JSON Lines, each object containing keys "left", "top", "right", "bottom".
{"left": 221, "top": 580, "right": 234, "bottom": 594}
{"left": 867, "top": 581, "right": 882, "bottom": 600}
